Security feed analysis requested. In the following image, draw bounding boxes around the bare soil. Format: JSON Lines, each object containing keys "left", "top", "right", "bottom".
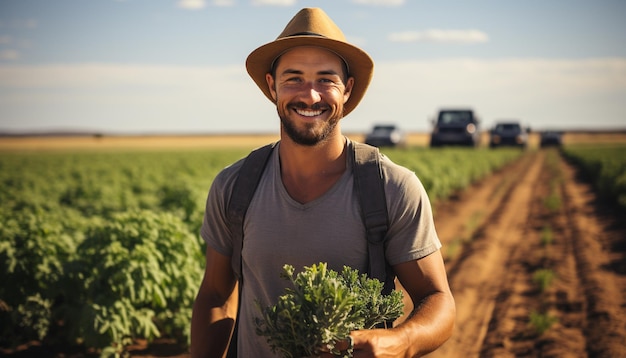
{"left": 426, "top": 148, "right": 626, "bottom": 357}
{"left": 2, "top": 134, "right": 625, "bottom": 357}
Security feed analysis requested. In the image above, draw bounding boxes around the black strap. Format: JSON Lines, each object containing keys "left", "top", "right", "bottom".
{"left": 225, "top": 142, "right": 276, "bottom": 358}
{"left": 352, "top": 143, "right": 394, "bottom": 296}
{"left": 227, "top": 142, "right": 277, "bottom": 280}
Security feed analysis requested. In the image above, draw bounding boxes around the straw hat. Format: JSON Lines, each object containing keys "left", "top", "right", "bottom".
{"left": 246, "top": 7, "right": 374, "bottom": 117}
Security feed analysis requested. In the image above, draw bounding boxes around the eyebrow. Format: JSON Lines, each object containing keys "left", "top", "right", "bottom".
{"left": 280, "top": 68, "right": 342, "bottom": 77}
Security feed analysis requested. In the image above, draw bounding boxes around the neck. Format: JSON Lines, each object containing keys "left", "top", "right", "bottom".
{"left": 278, "top": 133, "right": 348, "bottom": 204}
{"left": 279, "top": 132, "right": 347, "bottom": 176}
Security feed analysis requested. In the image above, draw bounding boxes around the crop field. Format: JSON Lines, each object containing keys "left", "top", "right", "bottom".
{"left": 1, "top": 132, "right": 625, "bottom": 357}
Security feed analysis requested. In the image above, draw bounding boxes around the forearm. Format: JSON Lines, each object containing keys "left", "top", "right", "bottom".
{"left": 378, "top": 252, "right": 456, "bottom": 357}
{"left": 394, "top": 290, "right": 456, "bottom": 357}
{"left": 190, "top": 283, "right": 239, "bottom": 358}
{"left": 350, "top": 290, "right": 455, "bottom": 358}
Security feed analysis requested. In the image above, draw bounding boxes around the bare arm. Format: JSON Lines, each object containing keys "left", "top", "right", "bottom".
{"left": 190, "top": 246, "right": 239, "bottom": 358}
{"left": 350, "top": 250, "right": 456, "bottom": 357}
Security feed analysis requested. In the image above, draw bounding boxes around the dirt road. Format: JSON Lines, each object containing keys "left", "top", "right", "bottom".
{"left": 427, "top": 149, "right": 626, "bottom": 357}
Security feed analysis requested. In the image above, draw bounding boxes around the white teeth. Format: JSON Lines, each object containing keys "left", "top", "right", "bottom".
{"left": 295, "top": 108, "right": 323, "bottom": 117}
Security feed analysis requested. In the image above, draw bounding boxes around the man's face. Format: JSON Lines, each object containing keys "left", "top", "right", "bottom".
{"left": 266, "top": 46, "right": 354, "bottom": 146}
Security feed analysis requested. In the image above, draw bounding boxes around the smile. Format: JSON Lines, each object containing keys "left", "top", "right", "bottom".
{"left": 294, "top": 108, "right": 324, "bottom": 117}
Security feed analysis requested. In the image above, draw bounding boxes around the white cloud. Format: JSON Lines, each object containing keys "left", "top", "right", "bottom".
{"left": 389, "top": 29, "right": 489, "bottom": 44}
{"left": 177, "top": 0, "right": 206, "bottom": 10}
{"left": 251, "top": 0, "right": 296, "bottom": 5}
{"left": 353, "top": 57, "right": 626, "bottom": 131}
{"left": 352, "top": 0, "right": 405, "bottom": 6}
{"left": 0, "top": 49, "right": 19, "bottom": 60}
{"left": 0, "top": 63, "right": 272, "bottom": 133}
{"left": 1, "top": 58, "right": 624, "bottom": 133}
{"left": 213, "top": 0, "right": 236, "bottom": 6}
{"left": 0, "top": 64, "right": 242, "bottom": 88}
{"left": 0, "top": 19, "right": 37, "bottom": 29}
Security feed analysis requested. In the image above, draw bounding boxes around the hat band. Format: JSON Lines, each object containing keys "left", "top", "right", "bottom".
{"left": 286, "top": 31, "right": 326, "bottom": 38}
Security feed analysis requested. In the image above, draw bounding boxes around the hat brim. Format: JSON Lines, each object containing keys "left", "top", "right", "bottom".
{"left": 246, "top": 36, "right": 374, "bottom": 117}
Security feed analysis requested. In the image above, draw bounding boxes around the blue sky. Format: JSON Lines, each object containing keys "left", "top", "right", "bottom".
{"left": 1, "top": 0, "right": 625, "bottom": 134}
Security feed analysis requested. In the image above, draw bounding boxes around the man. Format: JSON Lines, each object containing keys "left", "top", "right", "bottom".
{"left": 191, "top": 7, "right": 455, "bottom": 358}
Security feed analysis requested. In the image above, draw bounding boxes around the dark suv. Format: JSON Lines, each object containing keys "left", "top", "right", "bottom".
{"left": 364, "top": 124, "right": 407, "bottom": 148}
{"left": 489, "top": 121, "right": 528, "bottom": 149}
{"left": 539, "top": 131, "right": 563, "bottom": 148}
{"left": 430, "top": 109, "right": 480, "bottom": 147}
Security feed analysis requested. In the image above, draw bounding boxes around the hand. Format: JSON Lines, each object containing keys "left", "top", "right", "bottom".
{"left": 318, "top": 329, "right": 406, "bottom": 358}
{"left": 318, "top": 335, "right": 354, "bottom": 357}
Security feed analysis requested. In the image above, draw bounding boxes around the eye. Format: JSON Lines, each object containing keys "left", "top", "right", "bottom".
{"left": 320, "top": 75, "right": 343, "bottom": 85}
{"left": 285, "top": 76, "right": 302, "bottom": 83}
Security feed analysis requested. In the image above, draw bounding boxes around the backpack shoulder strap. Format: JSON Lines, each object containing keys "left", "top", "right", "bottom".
{"left": 352, "top": 142, "right": 394, "bottom": 296}
{"left": 227, "top": 142, "right": 278, "bottom": 280}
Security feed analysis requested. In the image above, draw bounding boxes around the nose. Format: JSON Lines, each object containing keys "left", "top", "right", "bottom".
{"left": 299, "top": 83, "right": 322, "bottom": 105}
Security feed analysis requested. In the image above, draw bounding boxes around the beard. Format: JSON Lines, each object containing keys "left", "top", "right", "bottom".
{"left": 278, "top": 102, "right": 343, "bottom": 146}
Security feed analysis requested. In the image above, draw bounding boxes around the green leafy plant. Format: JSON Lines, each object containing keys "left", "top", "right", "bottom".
{"left": 562, "top": 145, "right": 626, "bottom": 210}
{"left": 444, "top": 237, "right": 463, "bottom": 261}
{"left": 63, "top": 210, "right": 203, "bottom": 350}
{"left": 540, "top": 225, "right": 554, "bottom": 246}
{"left": 529, "top": 310, "right": 558, "bottom": 335}
{"left": 0, "top": 207, "right": 77, "bottom": 347}
{"left": 532, "top": 269, "right": 556, "bottom": 293}
{"left": 543, "top": 192, "right": 562, "bottom": 213}
{"left": 255, "top": 263, "right": 404, "bottom": 358}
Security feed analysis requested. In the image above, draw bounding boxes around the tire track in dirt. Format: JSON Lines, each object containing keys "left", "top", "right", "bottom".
{"left": 479, "top": 149, "right": 588, "bottom": 357}
{"left": 395, "top": 152, "right": 531, "bottom": 325}
{"left": 427, "top": 152, "right": 544, "bottom": 358}
{"left": 560, "top": 159, "right": 626, "bottom": 357}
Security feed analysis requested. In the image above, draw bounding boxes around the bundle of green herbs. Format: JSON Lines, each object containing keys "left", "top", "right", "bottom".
{"left": 255, "top": 263, "right": 404, "bottom": 358}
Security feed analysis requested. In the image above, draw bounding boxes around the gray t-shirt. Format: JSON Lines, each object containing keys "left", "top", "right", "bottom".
{"left": 200, "top": 139, "right": 441, "bottom": 357}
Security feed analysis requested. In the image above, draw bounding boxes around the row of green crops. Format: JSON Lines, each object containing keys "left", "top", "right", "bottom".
{"left": 0, "top": 149, "right": 249, "bottom": 353}
{"left": 562, "top": 144, "right": 626, "bottom": 209}
{"left": 0, "top": 145, "right": 523, "bottom": 353}
{"left": 382, "top": 147, "right": 524, "bottom": 201}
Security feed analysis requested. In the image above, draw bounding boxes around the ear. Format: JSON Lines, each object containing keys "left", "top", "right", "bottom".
{"left": 343, "top": 77, "right": 354, "bottom": 104}
{"left": 265, "top": 73, "right": 277, "bottom": 101}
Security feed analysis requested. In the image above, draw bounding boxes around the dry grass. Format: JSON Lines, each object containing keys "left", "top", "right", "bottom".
{"left": 0, "top": 134, "right": 280, "bottom": 151}
{"left": 0, "top": 131, "right": 624, "bottom": 152}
